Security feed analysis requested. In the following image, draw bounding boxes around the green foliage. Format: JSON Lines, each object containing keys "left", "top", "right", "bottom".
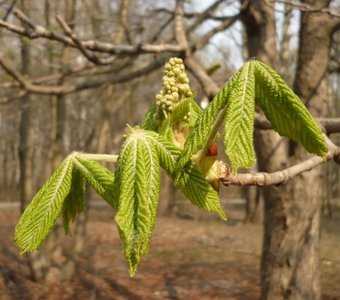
{"left": 15, "top": 57, "right": 328, "bottom": 278}
{"left": 15, "top": 154, "right": 116, "bottom": 253}
{"left": 113, "top": 128, "right": 161, "bottom": 276}
{"left": 73, "top": 156, "right": 116, "bottom": 209}
{"left": 112, "top": 128, "right": 225, "bottom": 276}
{"left": 15, "top": 157, "right": 73, "bottom": 253}
{"left": 177, "top": 60, "right": 328, "bottom": 174}
{"left": 175, "top": 66, "right": 241, "bottom": 174}
{"left": 223, "top": 62, "right": 256, "bottom": 173}
{"left": 141, "top": 102, "right": 157, "bottom": 131}
{"left": 62, "top": 168, "right": 85, "bottom": 235}
{"left": 253, "top": 61, "right": 328, "bottom": 157}
{"left": 144, "top": 131, "right": 226, "bottom": 218}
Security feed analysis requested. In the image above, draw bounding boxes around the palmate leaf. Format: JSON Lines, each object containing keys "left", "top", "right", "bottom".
{"left": 15, "top": 157, "right": 73, "bottom": 254}
{"left": 175, "top": 68, "right": 241, "bottom": 175}
{"left": 145, "top": 132, "right": 226, "bottom": 219}
{"left": 224, "top": 62, "right": 256, "bottom": 173}
{"left": 73, "top": 156, "right": 116, "bottom": 209}
{"left": 62, "top": 168, "right": 85, "bottom": 235}
{"left": 113, "top": 128, "right": 161, "bottom": 277}
{"left": 253, "top": 61, "right": 328, "bottom": 157}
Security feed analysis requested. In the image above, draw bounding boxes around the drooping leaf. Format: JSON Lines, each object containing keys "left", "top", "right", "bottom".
{"left": 145, "top": 132, "right": 226, "bottom": 220}
{"left": 113, "top": 128, "right": 161, "bottom": 277}
{"left": 175, "top": 69, "right": 241, "bottom": 175}
{"left": 253, "top": 60, "right": 328, "bottom": 157}
{"left": 224, "top": 62, "right": 256, "bottom": 173}
{"left": 73, "top": 156, "right": 116, "bottom": 209}
{"left": 62, "top": 168, "right": 85, "bottom": 235}
{"left": 15, "top": 157, "right": 73, "bottom": 254}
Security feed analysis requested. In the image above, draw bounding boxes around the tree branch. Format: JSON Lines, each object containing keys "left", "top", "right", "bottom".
{"left": 191, "top": 14, "right": 240, "bottom": 52}
{"left": 151, "top": 1, "right": 236, "bottom": 23}
{"left": 265, "top": 0, "right": 340, "bottom": 18}
{"left": 0, "top": 8, "right": 185, "bottom": 59}
{"left": 0, "top": 56, "right": 168, "bottom": 95}
{"left": 221, "top": 136, "right": 340, "bottom": 187}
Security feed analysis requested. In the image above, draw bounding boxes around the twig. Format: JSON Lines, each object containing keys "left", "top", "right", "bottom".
{"left": 174, "top": 0, "right": 220, "bottom": 99}
{"left": 2, "top": 0, "right": 16, "bottom": 21}
{"left": 0, "top": 8, "right": 185, "bottom": 60}
{"left": 191, "top": 14, "right": 240, "bottom": 52}
{"left": 265, "top": 0, "right": 340, "bottom": 18}
{"left": 151, "top": 1, "right": 235, "bottom": 22}
{"left": 56, "top": 13, "right": 110, "bottom": 65}
{"left": 222, "top": 136, "right": 340, "bottom": 186}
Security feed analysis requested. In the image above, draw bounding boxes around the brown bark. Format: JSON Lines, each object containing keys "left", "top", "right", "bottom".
{"left": 242, "top": 0, "right": 337, "bottom": 299}
{"left": 243, "top": 185, "right": 262, "bottom": 223}
{"left": 18, "top": 0, "right": 33, "bottom": 213}
{"left": 284, "top": 2, "right": 335, "bottom": 298}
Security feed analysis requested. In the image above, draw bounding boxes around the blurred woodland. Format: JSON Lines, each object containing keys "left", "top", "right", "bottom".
{"left": 0, "top": 0, "right": 340, "bottom": 299}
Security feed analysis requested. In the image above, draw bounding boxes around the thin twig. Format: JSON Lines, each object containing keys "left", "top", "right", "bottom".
{"left": 0, "top": 8, "right": 185, "bottom": 60}
{"left": 56, "top": 13, "right": 108, "bottom": 65}
{"left": 2, "top": 0, "right": 16, "bottom": 21}
{"left": 265, "top": 0, "right": 340, "bottom": 18}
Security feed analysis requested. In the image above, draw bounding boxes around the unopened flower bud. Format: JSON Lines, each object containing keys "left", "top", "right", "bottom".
{"left": 173, "top": 67, "right": 181, "bottom": 76}
{"left": 172, "top": 92, "right": 179, "bottom": 100}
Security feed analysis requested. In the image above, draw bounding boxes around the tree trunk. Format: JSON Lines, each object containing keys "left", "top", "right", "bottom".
{"left": 283, "top": 3, "right": 336, "bottom": 298}
{"left": 19, "top": 0, "right": 33, "bottom": 213}
{"left": 242, "top": 0, "right": 337, "bottom": 299}
{"left": 25, "top": 0, "right": 88, "bottom": 283}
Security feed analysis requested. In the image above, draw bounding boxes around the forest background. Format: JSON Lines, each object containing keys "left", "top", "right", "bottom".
{"left": 0, "top": 0, "right": 340, "bottom": 299}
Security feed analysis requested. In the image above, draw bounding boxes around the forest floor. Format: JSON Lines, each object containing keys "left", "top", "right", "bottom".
{"left": 1, "top": 203, "right": 340, "bottom": 300}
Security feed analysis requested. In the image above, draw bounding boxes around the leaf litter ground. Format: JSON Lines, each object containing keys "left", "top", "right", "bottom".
{"left": 1, "top": 204, "right": 340, "bottom": 300}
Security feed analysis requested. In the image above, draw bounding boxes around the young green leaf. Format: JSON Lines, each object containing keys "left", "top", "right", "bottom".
{"left": 169, "top": 98, "right": 192, "bottom": 124}
{"left": 175, "top": 69, "right": 241, "bottom": 175}
{"left": 187, "top": 98, "right": 203, "bottom": 127}
{"left": 141, "top": 101, "right": 157, "bottom": 131}
{"left": 170, "top": 98, "right": 203, "bottom": 130}
{"left": 15, "top": 157, "right": 73, "bottom": 254}
{"left": 62, "top": 168, "right": 85, "bottom": 235}
{"left": 145, "top": 132, "right": 226, "bottom": 219}
{"left": 113, "top": 128, "right": 161, "bottom": 277}
{"left": 73, "top": 156, "right": 116, "bottom": 209}
{"left": 253, "top": 60, "right": 328, "bottom": 157}
{"left": 224, "top": 61, "right": 256, "bottom": 173}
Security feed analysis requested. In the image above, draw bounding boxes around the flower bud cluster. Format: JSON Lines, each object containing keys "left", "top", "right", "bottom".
{"left": 153, "top": 58, "right": 193, "bottom": 125}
